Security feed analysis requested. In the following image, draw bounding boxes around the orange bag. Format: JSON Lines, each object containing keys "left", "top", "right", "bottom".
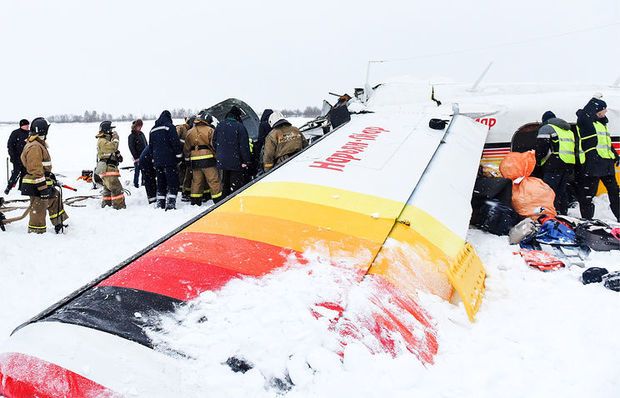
{"left": 499, "top": 151, "right": 557, "bottom": 219}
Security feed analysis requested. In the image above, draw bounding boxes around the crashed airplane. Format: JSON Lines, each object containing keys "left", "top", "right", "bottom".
{"left": 0, "top": 84, "right": 489, "bottom": 396}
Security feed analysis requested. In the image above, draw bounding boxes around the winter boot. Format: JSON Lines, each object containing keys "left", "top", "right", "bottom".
{"left": 55, "top": 222, "right": 69, "bottom": 234}
{"left": 157, "top": 198, "right": 166, "bottom": 209}
{"left": 190, "top": 197, "right": 202, "bottom": 206}
{"left": 165, "top": 195, "right": 177, "bottom": 211}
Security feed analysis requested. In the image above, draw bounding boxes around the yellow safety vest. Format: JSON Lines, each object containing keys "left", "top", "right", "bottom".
{"left": 579, "top": 121, "right": 615, "bottom": 159}
{"left": 546, "top": 124, "right": 584, "bottom": 165}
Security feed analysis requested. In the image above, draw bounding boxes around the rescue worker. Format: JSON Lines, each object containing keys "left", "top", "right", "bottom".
{"left": 96, "top": 121, "right": 126, "bottom": 209}
{"left": 138, "top": 144, "right": 158, "bottom": 205}
{"left": 254, "top": 109, "right": 273, "bottom": 173}
{"left": 149, "top": 110, "right": 183, "bottom": 210}
{"left": 213, "top": 106, "right": 251, "bottom": 197}
{"left": 576, "top": 97, "right": 620, "bottom": 222}
{"left": 262, "top": 111, "right": 308, "bottom": 172}
{"left": 184, "top": 114, "right": 223, "bottom": 205}
{"left": 535, "top": 111, "right": 582, "bottom": 215}
{"left": 128, "top": 119, "right": 147, "bottom": 188}
{"left": 4, "top": 119, "right": 30, "bottom": 195}
{"left": 19, "top": 117, "right": 68, "bottom": 233}
{"left": 177, "top": 117, "right": 194, "bottom": 201}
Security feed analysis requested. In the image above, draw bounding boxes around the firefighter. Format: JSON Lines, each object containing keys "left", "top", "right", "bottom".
{"left": 149, "top": 110, "right": 183, "bottom": 210}
{"left": 4, "top": 119, "right": 29, "bottom": 195}
{"left": 184, "top": 114, "right": 223, "bottom": 205}
{"left": 576, "top": 97, "right": 619, "bottom": 222}
{"left": 262, "top": 111, "right": 308, "bottom": 172}
{"left": 19, "top": 117, "right": 69, "bottom": 234}
{"left": 535, "top": 111, "right": 582, "bottom": 215}
{"left": 177, "top": 116, "right": 194, "bottom": 201}
{"left": 95, "top": 121, "right": 126, "bottom": 209}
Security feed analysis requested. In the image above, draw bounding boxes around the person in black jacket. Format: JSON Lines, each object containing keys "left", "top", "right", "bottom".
{"left": 148, "top": 111, "right": 183, "bottom": 210}
{"left": 254, "top": 109, "right": 273, "bottom": 174}
{"left": 4, "top": 119, "right": 30, "bottom": 194}
{"left": 213, "top": 106, "right": 251, "bottom": 197}
{"left": 138, "top": 144, "right": 157, "bottom": 205}
{"left": 535, "top": 111, "right": 577, "bottom": 215}
{"left": 128, "top": 119, "right": 147, "bottom": 188}
{"left": 575, "top": 97, "right": 619, "bottom": 221}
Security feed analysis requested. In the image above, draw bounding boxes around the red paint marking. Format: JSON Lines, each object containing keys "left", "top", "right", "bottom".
{"left": 309, "top": 126, "right": 389, "bottom": 172}
{"left": 326, "top": 276, "right": 438, "bottom": 364}
{"left": 0, "top": 352, "right": 117, "bottom": 398}
{"left": 475, "top": 117, "right": 497, "bottom": 128}
{"left": 100, "top": 232, "right": 305, "bottom": 301}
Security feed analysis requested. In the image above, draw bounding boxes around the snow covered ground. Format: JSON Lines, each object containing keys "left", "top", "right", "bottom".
{"left": 1, "top": 121, "right": 619, "bottom": 397}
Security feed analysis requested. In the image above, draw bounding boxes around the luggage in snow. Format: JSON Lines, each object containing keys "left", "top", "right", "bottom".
{"left": 574, "top": 220, "right": 620, "bottom": 252}
{"left": 471, "top": 199, "right": 521, "bottom": 236}
{"left": 500, "top": 151, "right": 556, "bottom": 219}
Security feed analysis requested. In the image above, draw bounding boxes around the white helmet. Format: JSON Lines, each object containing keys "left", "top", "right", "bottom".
{"left": 268, "top": 111, "right": 287, "bottom": 128}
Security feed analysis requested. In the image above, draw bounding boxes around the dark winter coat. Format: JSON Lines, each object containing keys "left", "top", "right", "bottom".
{"left": 148, "top": 111, "right": 183, "bottom": 168}
{"left": 128, "top": 129, "right": 147, "bottom": 161}
{"left": 576, "top": 109, "right": 617, "bottom": 177}
{"left": 7, "top": 127, "right": 29, "bottom": 165}
{"left": 139, "top": 145, "right": 156, "bottom": 178}
{"left": 213, "top": 116, "right": 252, "bottom": 171}
{"left": 536, "top": 117, "right": 573, "bottom": 171}
{"left": 256, "top": 109, "right": 273, "bottom": 158}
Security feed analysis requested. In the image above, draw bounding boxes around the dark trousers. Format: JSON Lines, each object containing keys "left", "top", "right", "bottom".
{"left": 133, "top": 163, "right": 141, "bottom": 188}
{"left": 221, "top": 170, "right": 246, "bottom": 197}
{"left": 542, "top": 169, "right": 572, "bottom": 215}
{"left": 5, "top": 163, "right": 25, "bottom": 192}
{"left": 141, "top": 170, "right": 157, "bottom": 204}
{"left": 156, "top": 166, "right": 180, "bottom": 200}
{"left": 577, "top": 174, "right": 620, "bottom": 222}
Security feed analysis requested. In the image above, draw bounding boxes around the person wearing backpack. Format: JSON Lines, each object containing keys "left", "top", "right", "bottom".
{"left": 576, "top": 97, "right": 619, "bottom": 222}
{"left": 536, "top": 111, "right": 581, "bottom": 215}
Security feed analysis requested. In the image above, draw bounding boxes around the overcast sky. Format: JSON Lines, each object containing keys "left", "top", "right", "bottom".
{"left": 0, "top": 0, "right": 618, "bottom": 121}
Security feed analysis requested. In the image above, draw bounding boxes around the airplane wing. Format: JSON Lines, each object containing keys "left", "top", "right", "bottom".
{"left": 0, "top": 98, "right": 488, "bottom": 397}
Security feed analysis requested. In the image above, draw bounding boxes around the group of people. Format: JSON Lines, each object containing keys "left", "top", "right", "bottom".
{"left": 123, "top": 106, "right": 308, "bottom": 211}
{"left": 2, "top": 105, "right": 308, "bottom": 233}
{"left": 536, "top": 96, "right": 619, "bottom": 222}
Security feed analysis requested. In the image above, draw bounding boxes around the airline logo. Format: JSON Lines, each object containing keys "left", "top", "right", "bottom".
{"left": 309, "top": 127, "right": 389, "bottom": 172}
{"left": 475, "top": 117, "right": 497, "bottom": 128}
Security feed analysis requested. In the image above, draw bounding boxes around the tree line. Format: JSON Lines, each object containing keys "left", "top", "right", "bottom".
{"left": 43, "top": 106, "right": 322, "bottom": 124}
{"left": 281, "top": 106, "right": 322, "bottom": 118}
{"left": 46, "top": 108, "right": 197, "bottom": 124}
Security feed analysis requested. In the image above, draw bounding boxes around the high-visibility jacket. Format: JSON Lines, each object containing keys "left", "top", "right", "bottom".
{"left": 544, "top": 124, "right": 584, "bottom": 165}
{"left": 579, "top": 121, "right": 615, "bottom": 159}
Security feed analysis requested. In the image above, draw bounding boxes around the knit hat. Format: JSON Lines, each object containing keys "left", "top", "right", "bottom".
{"left": 541, "top": 111, "right": 556, "bottom": 124}
{"left": 19, "top": 119, "right": 29, "bottom": 127}
{"left": 586, "top": 97, "right": 607, "bottom": 114}
{"left": 132, "top": 119, "right": 143, "bottom": 127}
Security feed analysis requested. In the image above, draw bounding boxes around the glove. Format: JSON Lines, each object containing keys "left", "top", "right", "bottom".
{"left": 115, "top": 151, "right": 124, "bottom": 163}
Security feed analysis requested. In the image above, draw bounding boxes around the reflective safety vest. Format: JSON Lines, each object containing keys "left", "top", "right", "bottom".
{"left": 545, "top": 124, "right": 584, "bottom": 165}
{"left": 579, "top": 121, "right": 615, "bottom": 159}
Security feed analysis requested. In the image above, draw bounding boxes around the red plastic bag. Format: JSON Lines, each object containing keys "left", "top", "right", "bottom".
{"left": 500, "top": 151, "right": 557, "bottom": 219}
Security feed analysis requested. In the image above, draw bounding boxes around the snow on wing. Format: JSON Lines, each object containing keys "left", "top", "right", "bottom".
{"left": 0, "top": 110, "right": 487, "bottom": 396}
